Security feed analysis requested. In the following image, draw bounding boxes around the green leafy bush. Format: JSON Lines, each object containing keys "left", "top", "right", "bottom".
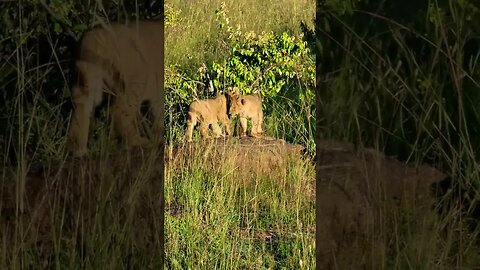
{"left": 165, "top": 3, "right": 315, "bottom": 150}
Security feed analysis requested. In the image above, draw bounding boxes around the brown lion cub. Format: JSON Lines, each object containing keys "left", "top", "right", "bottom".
{"left": 185, "top": 94, "right": 231, "bottom": 142}
{"left": 67, "top": 19, "right": 164, "bottom": 157}
{"left": 228, "top": 87, "right": 264, "bottom": 137}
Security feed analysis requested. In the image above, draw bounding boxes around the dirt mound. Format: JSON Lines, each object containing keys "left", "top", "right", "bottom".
{"left": 316, "top": 140, "right": 447, "bottom": 268}
{"left": 167, "top": 136, "right": 305, "bottom": 175}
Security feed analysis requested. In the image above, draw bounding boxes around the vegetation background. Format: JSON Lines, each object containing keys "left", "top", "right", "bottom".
{"left": 317, "top": 0, "right": 480, "bottom": 268}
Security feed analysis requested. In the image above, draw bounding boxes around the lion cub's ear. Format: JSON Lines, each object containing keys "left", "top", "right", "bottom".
{"left": 241, "top": 98, "right": 246, "bottom": 105}
{"left": 231, "top": 87, "right": 240, "bottom": 96}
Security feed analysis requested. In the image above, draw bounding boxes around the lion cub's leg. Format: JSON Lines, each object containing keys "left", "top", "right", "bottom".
{"left": 211, "top": 121, "right": 223, "bottom": 138}
{"left": 218, "top": 114, "right": 231, "bottom": 136}
{"left": 67, "top": 61, "right": 104, "bottom": 156}
{"left": 112, "top": 95, "right": 148, "bottom": 148}
{"left": 239, "top": 117, "right": 248, "bottom": 137}
{"left": 199, "top": 120, "right": 211, "bottom": 139}
{"left": 251, "top": 111, "right": 264, "bottom": 137}
{"left": 185, "top": 112, "right": 197, "bottom": 142}
{"left": 68, "top": 87, "right": 93, "bottom": 157}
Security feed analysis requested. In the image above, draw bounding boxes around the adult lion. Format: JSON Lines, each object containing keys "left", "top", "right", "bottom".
{"left": 67, "top": 18, "right": 164, "bottom": 157}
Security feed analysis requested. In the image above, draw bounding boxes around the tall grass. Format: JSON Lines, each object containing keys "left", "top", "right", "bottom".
{"left": 165, "top": 0, "right": 315, "bottom": 69}
{"left": 165, "top": 140, "right": 315, "bottom": 269}
{"left": 1, "top": 149, "right": 165, "bottom": 269}
{"left": 317, "top": 2, "right": 480, "bottom": 268}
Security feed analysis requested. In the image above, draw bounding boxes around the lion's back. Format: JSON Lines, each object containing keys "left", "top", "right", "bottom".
{"left": 189, "top": 95, "right": 227, "bottom": 120}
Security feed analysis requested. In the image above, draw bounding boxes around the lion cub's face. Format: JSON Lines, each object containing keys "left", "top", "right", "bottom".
{"left": 227, "top": 87, "right": 264, "bottom": 137}
{"left": 228, "top": 87, "right": 260, "bottom": 117}
{"left": 229, "top": 95, "right": 247, "bottom": 117}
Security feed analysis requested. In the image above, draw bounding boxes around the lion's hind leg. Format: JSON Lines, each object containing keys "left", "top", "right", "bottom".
{"left": 68, "top": 86, "right": 93, "bottom": 157}
{"left": 112, "top": 95, "right": 148, "bottom": 149}
{"left": 218, "top": 113, "right": 231, "bottom": 136}
{"left": 211, "top": 121, "right": 223, "bottom": 138}
{"left": 256, "top": 111, "right": 264, "bottom": 135}
{"left": 199, "top": 120, "right": 211, "bottom": 139}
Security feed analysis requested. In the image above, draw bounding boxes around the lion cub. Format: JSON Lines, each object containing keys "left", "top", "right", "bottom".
{"left": 67, "top": 20, "right": 164, "bottom": 157}
{"left": 228, "top": 87, "right": 264, "bottom": 137}
{"left": 185, "top": 94, "right": 231, "bottom": 142}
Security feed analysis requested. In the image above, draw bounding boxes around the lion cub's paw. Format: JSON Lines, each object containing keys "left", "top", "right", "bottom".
{"left": 250, "top": 133, "right": 264, "bottom": 138}
{"left": 67, "top": 140, "right": 88, "bottom": 157}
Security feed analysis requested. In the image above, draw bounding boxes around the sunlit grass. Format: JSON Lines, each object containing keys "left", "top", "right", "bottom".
{"left": 164, "top": 139, "right": 315, "bottom": 269}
